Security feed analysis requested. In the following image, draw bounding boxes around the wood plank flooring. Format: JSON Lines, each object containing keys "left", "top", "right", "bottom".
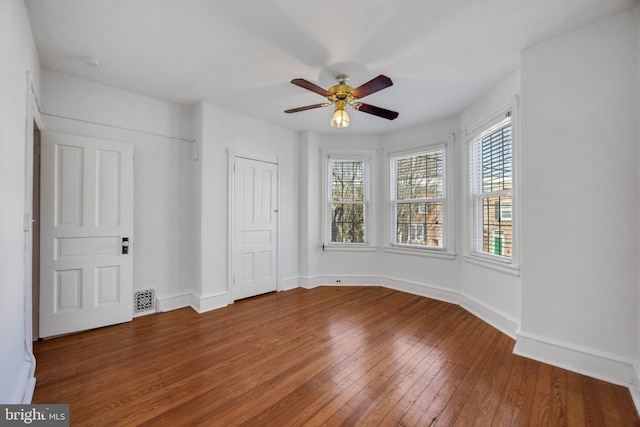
{"left": 33, "top": 286, "right": 640, "bottom": 426}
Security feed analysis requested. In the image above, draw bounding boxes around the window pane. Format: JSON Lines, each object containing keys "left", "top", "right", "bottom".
{"left": 481, "top": 125, "right": 512, "bottom": 192}
{"left": 395, "top": 202, "right": 443, "bottom": 247}
{"left": 426, "top": 152, "right": 444, "bottom": 198}
{"left": 332, "top": 161, "right": 364, "bottom": 201}
{"left": 331, "top": 203, "right": 364, "bottom": 243}
{"left": 396, "top": 152, "right": 443, "bottom": 200}
{"left": 481, "top": 196, "right": 512, "bottom": 257}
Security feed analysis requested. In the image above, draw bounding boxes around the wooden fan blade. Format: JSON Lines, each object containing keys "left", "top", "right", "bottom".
{"left": 356, "top": 103, "right": 399, "bottom": 120}
{"left": 291, "top": 79, "right": 332, "bottom": 97}
{"left": 285, "top": 103, "right": 329, "bottom": 113}
{"left": 350, "top": 75, "right": 393, "bottom": 99}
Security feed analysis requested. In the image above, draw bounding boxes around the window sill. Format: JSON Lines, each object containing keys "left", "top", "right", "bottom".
{"left": 323, "top": 245, "right": 378, "bottom": 253}
{"left": 383, "top": 246, "right": 457, "bottom": 260}
{"left": 462, "top": 254, "right": 521, "bottom": 277}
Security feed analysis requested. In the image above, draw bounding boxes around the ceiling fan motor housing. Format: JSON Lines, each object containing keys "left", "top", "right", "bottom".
{"left": 328, "top": 74, "right": 354, "bottom": 103}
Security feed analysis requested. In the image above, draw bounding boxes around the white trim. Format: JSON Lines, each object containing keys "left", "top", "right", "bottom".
{"left": 298, "top": 275, "right": 381, "bottom": 289}
{"left": 156, "top": 293, "right": 193, "bottom": 312}
{"left": 322, "top": 245, "right": 377, "bottom": 252}
{"left": 190, "top": 292, "right": 229, "bottom": 314}
{"left": 514, "top": 330, "right": 635, "bottom": 386}
{"left": 38, "top": 110, "right": 195, "bottom": 143}
{"left": 458, "top": 291, "right": 519, "bottom": 339}
{"left": 276, "top": 158, "right": 282, "bottom": 292}
{"left": 280, "top": 277, "right": 300, "bottom": 291}
{"left": 630, "top": 361, "right": 640, "bottom": 412}
{"left": 462, "top": 254, "right": 521, "bottom": 276}
{"left": 22, "top": 378, "right": 36, "bottom": 404}
{"left": 21, "top": 71, "right": 39, "bottom": 403}
{"left": 227, "top": 149, "right": 234, "bottom": 303}
{"left": 380, "top": 276, "right": 460, "bottom": 305}
{"left": 233, "top": 151, "right": 279, "bottom": 165}
{"left": 383, "top": 246, "right": 456, "bottom": 260}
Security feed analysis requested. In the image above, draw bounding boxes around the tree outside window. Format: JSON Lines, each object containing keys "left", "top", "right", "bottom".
{"left": 330, "top": 160, "right": 366, "bottom": 243}
{"left": 391, "top": 149, "right": 445, "bottom": 249}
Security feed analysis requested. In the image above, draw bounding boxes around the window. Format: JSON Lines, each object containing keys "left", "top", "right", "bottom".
{"left": 325, "top": 154, "right": 371, "bottom": 245}
{"left": 469, "top": 114, "right": 513, "bottom": 260}
{"left": 390, "top": 147, "right": 445, "bottom": 249}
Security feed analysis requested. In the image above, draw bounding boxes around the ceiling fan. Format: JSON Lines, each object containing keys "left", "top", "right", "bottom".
{"left": 285, "top": 74, "right": 399, "bottom": 128}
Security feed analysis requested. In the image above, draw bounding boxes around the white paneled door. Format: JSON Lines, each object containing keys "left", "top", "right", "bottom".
{"left": 40, "top": 132, "right": 134, "bottom": 338}
{"left": 233, "top": 157, "right": 278, "bottom": 301}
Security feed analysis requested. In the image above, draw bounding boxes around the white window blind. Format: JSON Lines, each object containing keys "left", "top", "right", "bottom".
{"left": 390, "top": 147, "right": 446, "bottom": 249}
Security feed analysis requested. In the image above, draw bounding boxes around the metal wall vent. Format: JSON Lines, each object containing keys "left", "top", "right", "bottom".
{"left": 134, "top": 289, "right": 155, "bottom": 313}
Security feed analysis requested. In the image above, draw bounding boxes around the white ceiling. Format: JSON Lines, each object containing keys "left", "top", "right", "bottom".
{"left": 25, "top": 0, "right": 636, "bottom": 134}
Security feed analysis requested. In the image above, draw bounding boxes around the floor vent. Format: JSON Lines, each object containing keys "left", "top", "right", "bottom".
{"left": 134, "top": 289, "right": 155, "bottom": 313}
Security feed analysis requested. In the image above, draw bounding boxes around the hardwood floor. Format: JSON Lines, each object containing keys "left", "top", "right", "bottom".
{"left": 33, "top": 286, "right": 640, "bottom": 426}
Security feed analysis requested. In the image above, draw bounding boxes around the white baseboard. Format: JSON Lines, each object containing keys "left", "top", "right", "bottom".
{"left": 156, "top": 293, "right": 192, "bottom": 313}
{"left": 22, "top": 377, "right": 36, "bottom": 404}
{"left": 514, "top": 330, "right": 635, "bottom": 386}
{"left": 630, "top": 361, "right": 640, "bottom": 412}
{"left": 458, "top": 292, "right": 519, "bottom": 340}
{"left": 380, "top": 276, "right": 459, "bottom": 305}
{"left": 190, "top": 292, "right": 229, "bottom": 314}
{"left": 280, "top": 276, "right": 301, "bottom": 291}
{"left": 299, "top": 275, "right": 380, "bottom": 289}
{"left": 4, "top": 360, "right": 35, "bottom": 404}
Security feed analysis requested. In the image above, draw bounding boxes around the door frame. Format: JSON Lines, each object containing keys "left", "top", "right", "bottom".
{"left": 227, "top": 149, "right": 280, "bottom": 303}
{"left": 22, "top": 71, "right": 43, "bottom": 402}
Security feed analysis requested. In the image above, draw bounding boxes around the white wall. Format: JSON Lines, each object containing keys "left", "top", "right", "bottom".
{"left": 0, "top": 0, "right": 41, "bottom": 403}
{"left": 379, "top": 117, "right": 461, "bottom": 293}
{"left": 298, "top": 132, "right": 381, "bottom": 285}
{"left": 39, "top": 70, "right": 197, "bottom": 309}
{"left": 458, "top": 70, "right": 522, "bottom": 334}
{"left": 518, "top": 10, "right": 639, "bottom": 384}
{"left": 196, "top": 102, "right": 299, "bottom": 309}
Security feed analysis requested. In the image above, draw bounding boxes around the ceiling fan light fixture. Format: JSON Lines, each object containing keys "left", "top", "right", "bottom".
{"left": 331, "top": 106, "right": 350, "bottom": 128}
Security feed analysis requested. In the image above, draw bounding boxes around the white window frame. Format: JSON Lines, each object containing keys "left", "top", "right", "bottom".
{"left": 385, "top": 135, "right": 455, "bottom": 259}
{"left": 464, "top": 98, "right": 520, "bottom": 275}
{"left": 322, "top": 149, "right": 376, "bottom": 251}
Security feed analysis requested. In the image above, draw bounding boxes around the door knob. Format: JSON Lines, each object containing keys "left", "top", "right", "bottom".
{"left": 122, "top": 237, "right": 130, "bottom": 255}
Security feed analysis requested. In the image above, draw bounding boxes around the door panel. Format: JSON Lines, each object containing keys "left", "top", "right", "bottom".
{"left": 40, "top": 131, "right": 133, "bottom": 338}
{"left": 233, "top": 157, "right": 277, "bottom": 301}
